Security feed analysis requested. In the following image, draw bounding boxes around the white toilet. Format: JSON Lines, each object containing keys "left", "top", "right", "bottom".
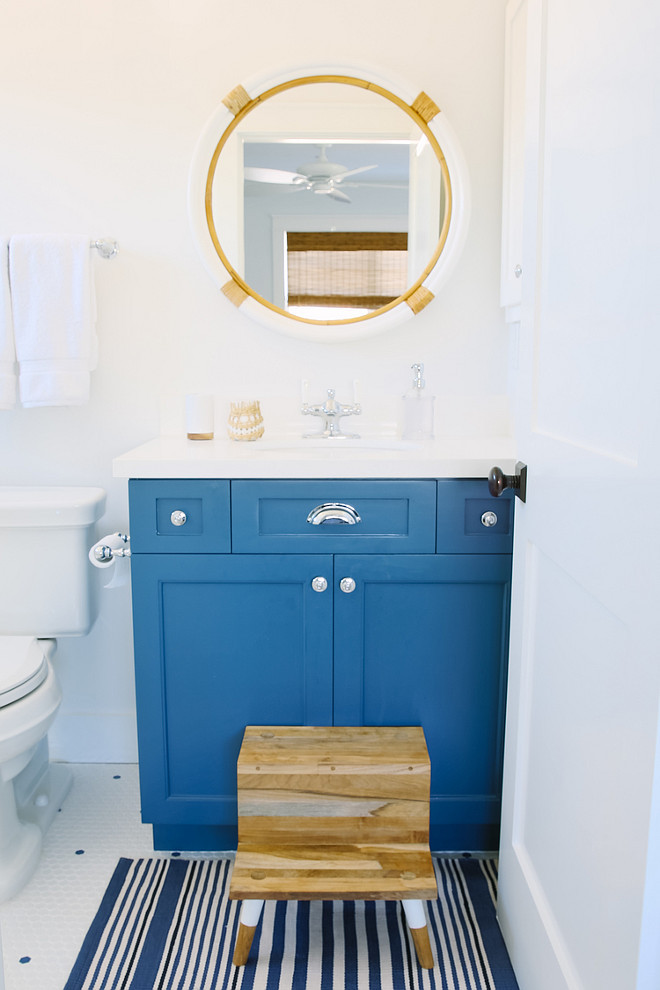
{"left": 0, "top": 485, "right": 106, "bottom": 901}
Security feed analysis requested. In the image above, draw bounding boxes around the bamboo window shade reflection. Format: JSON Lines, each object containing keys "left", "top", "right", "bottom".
{"left": 286, "top": 231, "right": 408, "bottom": 310}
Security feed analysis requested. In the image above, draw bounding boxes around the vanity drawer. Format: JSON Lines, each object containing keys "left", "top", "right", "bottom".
{"left": 129, "top": 480, "right": 231, "bottom": 553}
{"left": 436, "top": 479, "right": 514, "bottom": 553}
{"left": 231, "top": 480, "right": 436, "bottom": 553}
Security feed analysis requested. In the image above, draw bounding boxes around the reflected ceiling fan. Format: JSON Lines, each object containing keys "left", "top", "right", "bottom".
{"left": 244, "top": 145, "right": 378, "bottom": 203}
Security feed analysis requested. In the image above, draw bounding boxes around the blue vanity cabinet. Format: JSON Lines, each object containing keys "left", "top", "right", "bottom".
{"left": 128, "top": 478, "right": 513, "bottom": 852}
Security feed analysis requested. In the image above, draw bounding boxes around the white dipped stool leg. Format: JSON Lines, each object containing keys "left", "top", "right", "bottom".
{"left": 402, "top": 899, "right": 434, "bottom": 969}
{"left": 232, "top": 899, "right": 265, "bottom": 966}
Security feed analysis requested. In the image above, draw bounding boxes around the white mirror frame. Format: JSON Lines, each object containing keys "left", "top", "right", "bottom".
{"left": 188, "top": 61, "right": 470, "bottom": 343}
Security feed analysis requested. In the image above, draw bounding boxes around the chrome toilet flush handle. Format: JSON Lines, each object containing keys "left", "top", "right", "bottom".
{"left": 93, "top": 533, "right": 131, "bottom": 561}
{"left": 307, "top": 502, "right": 362, "bottom": 526}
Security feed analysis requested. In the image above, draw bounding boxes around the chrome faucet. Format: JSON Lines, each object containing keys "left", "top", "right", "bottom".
{"left": 301, "top": 388, "right": 361, "bottom": 439}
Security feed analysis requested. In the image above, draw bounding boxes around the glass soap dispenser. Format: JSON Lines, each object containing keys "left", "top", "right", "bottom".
{"left": 402, "top": 363, "right": 435, "bottom": 441}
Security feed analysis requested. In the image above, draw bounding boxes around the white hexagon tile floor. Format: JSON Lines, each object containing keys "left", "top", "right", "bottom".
{"left": 0, "top": 763, "right": 215, "bottom": 990}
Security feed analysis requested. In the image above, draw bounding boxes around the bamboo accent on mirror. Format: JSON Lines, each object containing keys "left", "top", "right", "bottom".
{"left": 222, "top": 84, "right": 252, "bottom": 116}
{"left": 406, "top": 285, "right": 435, "bottom": 314}
{"left": 222, "top": 279, "right": 249, "bottom": 307}
{"left": 411, "top": 91, "right": 441, "bottom": 122}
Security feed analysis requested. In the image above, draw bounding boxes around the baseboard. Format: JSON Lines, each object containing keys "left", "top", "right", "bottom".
{"left": 48, "top": 712, "right": 138, "bottom": 763}
{"left": 497, "top": 844, "right": 575, "bottom": 990}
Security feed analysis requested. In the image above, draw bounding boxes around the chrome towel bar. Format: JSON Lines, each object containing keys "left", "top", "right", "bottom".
{"left": 90, "top": 238, "right": 119, "bottom": 259}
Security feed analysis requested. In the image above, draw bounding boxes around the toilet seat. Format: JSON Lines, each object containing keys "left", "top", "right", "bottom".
{"left": 0, "top": 638, "right": 49, "bottom": 708}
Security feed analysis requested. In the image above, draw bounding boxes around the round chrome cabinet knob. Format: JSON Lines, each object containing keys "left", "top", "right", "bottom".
{"left": 311, "top": 576, "right": 328, "bottom": 593}
{"left": 170, "top": 510, "right": 187, "bottom": 527}
{"left": 339, "top": 577, "right": 356, "bottom": 594}
{"left": 481, "top": 510, "right": 498, "bottom": 528}
{"left": 514, "top": 265, "right": 523, "bottom": 278}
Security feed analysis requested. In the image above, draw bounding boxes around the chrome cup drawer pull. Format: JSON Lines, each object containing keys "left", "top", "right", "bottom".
{"left": 306, "top": 502, "right": 361, "bottom": 526}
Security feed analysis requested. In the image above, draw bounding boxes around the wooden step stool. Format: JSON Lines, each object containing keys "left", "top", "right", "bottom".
{"left": 229, "top": 725, "right": 438, "bottom": 969}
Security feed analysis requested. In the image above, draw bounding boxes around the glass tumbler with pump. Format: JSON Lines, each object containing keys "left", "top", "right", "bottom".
{"left": 402, "top": 364, "right": 435, "bottom": 441}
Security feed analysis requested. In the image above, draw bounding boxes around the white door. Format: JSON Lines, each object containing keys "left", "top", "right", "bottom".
{"left": 497, "top": 1, "right": 660, "bottom": 989}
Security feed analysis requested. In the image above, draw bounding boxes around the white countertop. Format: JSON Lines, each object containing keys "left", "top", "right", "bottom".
{"left": 112, "top": 435, "right": 517, "bottom": 480}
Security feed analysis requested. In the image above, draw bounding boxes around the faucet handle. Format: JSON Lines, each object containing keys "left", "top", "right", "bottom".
{"left": 301, "top": 387, "right": 360, "bottom": 438}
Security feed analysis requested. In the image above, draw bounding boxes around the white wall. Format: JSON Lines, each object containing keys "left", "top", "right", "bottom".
{"left": 0, "top": 0, "right": 509, "bottom": 761}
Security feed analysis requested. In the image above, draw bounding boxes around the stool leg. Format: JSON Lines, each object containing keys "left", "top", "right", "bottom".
{"left": 402, "top": 899, "right": 434, "bottom": 969}
{"left": 232, "top": 899, "right": 265, "bottom": 966}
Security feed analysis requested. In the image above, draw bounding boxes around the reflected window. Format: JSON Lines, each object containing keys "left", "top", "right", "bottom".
{"left": 286, "top": 231, "right": 408, "bottom": 313}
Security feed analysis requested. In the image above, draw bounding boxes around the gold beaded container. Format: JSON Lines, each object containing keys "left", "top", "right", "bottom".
{"left": 227, "top": 400, "right": 264, "bottom": 441}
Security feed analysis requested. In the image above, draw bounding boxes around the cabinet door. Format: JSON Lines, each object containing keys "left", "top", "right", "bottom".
{"left": 333, "top": 555, "right": 512, "bottom": 850}
{"left": 130, "top": 553, "right": 333, "bottom": 831}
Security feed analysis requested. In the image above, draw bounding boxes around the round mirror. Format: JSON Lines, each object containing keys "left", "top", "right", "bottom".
{"left": 188, "top": 65, "right": 469, "bottom": 341}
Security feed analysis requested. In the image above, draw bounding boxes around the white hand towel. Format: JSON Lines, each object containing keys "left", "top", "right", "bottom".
{"left": 9, "top": 234, "right": 98, "bottom": 407}
{"left": 0, "top": 238, "right": 17, "bottom": 409}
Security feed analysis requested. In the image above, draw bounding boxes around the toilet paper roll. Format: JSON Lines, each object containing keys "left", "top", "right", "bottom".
{"left": 185, "top": 394, "right": 214, "bottom": 439}
{"left": 88, "top": 533, "right": 129, "bottom": 589}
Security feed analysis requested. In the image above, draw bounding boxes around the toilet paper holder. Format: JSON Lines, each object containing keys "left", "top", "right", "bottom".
{"left": 93, "top": 533, "right": 131, "bottom": 562}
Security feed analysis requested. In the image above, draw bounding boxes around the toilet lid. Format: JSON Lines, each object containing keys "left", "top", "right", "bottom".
{"left": 0, "top": 637, "right": 49, "bottom": 707}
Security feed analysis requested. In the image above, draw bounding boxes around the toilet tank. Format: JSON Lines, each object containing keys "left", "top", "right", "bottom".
{"left": 0, "top": 486, "right": 106, "bottom": 636}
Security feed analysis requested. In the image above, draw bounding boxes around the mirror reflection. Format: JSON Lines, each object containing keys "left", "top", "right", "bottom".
{"left": 207, "top": 80, "right": 449, "bottom": 324}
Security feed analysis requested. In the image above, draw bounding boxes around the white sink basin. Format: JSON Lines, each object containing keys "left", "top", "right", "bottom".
{"left": 253, "top": 438, "right": 422, "bottom": 452}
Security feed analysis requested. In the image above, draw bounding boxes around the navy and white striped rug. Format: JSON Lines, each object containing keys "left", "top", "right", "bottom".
{"left": 63, "top": 856, "right": 519, "bottom": 990}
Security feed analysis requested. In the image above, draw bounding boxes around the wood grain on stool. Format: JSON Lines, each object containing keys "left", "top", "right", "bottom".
{"left": 410, "top": 926, "right": 435, "bottom": 970}
{"left": 232, "top": 924, "right": 258, "bottom": 967}
{"left": 229, "top": 726, "right": 437, "bottom": 968}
